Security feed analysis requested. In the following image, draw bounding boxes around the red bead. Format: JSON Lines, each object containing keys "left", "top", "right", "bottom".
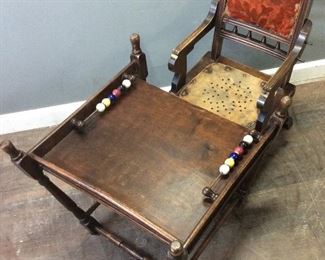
{"left": 112, "top": 88, "right": 121, "bottom": 97}
{"left": 234, "top": 146, "right": 245, "bottom": 156}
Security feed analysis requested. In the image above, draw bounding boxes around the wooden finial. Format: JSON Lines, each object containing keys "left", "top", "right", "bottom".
{"left": 276, "top": 96, "right": 292, "bottom": 118}
{"left": 130, "top": 33, "right": 142, "bottom": 55}
{"left": 0, "top": 140, "right": 22, "bottom": 161}
{"left": 170, "top": 240, "right": 184, "bottom": 257}
{"left": 129, "top": 33, "right": 148, "bottom": 80}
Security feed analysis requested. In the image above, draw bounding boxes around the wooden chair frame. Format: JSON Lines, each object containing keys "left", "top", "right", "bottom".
{"left": 169, "top": 0, "right": 313, "bottom": 132}
{"left": 0, "top": 34, "right": 285, "bottom": 260}
{"left": 1, "top": 1, "right": 314, "bottom": 259}
{"left": 2, "top": 34, "right": 251, "bottom": 259}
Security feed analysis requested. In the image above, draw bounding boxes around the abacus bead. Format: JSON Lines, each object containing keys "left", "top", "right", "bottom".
{"left": 243, "top": 134, "right": 254, "bottom": 145}
{"left": 102, "top": 98, "right": 111, "bottom": 107}
{"left": 219, "top": 164, "right": 230, "bottom": 176}
{"left": 122, "top": 79, "right": 132, "bottom": 89}
{"left": 96, "top": 103, "right": 106, "bottom": 113}
{"left": 225, "top": 158, "right": 235, "bottom": 168}
{"left": 109, "top": 94, "right": 117, "bottom": 103}
{"left": 234, "top": 146, "right": 245, "bottom": 156}
{"left": 229, "top": 152, "right": 240, "bottom": 161}
{"left": 112, "top": 88, "right": 121, "bottom": 97}
{"left": 239, "top": 141, "right": 249, "bottom": 149}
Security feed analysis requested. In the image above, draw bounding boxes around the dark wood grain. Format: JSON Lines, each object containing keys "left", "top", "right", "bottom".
{"left": 0, "top": 2, "right": 315, "bottom": 257}
{"left": 1, "top": 80, "right": 324, "bottom": 260}
{"left": 39, "top": 78, "right": 247, "bottom": 242}
{"left": 30, "top": 61, "right": 138, "bottom": 157}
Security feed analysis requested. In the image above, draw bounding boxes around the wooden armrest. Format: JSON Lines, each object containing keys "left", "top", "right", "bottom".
{"left": 263, "top": 19, "right": 312, "bottom": 95}
{"left": 168, "top": 0, "right": 218, "bottom": 92}
{"left": 169, "top": 0, "right": 218, "bottom": 61}
{"left": 256, "top": 19, "right": 312, "bottom": 132}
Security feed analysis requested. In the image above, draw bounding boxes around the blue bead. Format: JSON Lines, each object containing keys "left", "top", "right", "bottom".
{"left": 229, "top": 152, "right": 240, "bottom": 161}
{"left": 109, "top": 94, "right": 117, "bottom": 103}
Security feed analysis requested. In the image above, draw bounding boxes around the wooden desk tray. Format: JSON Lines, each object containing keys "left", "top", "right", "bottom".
{"left": 33, "top": 77, "right": 275, "bottom": 241}
{"left": 1, "top": 34, "right": 283, "bottom": 259}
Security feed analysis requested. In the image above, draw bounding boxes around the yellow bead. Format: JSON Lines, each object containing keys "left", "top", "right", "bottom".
{"left": 225, "top": 158, "right": 235, "bottom": 168}
{"left": 102, "top": 98, "right": 111, "bottom": 107}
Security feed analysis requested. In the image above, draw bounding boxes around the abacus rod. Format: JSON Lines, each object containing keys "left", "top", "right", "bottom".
{"left": 71, "top": 110, "right": 98, "bottom": 131}
{"left": 83, "top": 110, "right": 98, "bottom": 124}
{"left": 72, "top": 77, "right": 134, "bottom": 130}
{"left": 208, "top": 174, "right": 222, "bottom": 191}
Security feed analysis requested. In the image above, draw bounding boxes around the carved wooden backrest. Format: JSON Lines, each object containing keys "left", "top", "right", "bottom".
{"left": 213, "top": 0, "right": 313, "bottom": 60}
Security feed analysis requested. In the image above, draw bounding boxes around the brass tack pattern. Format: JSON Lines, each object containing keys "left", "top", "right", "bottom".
{"left": 180, "top": 63, "right": 266, "bottom": 127}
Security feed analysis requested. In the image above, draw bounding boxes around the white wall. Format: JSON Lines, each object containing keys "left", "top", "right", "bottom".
{"left": 0, "top": 0, "right": 324, "bottom": 115}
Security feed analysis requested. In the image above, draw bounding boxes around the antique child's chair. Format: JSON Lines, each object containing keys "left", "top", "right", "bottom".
{"left": 1, "top": 0, "right": 312, "bottom": 259}
{"left": 169, "top": 0, "right": 312, "bottom": 132}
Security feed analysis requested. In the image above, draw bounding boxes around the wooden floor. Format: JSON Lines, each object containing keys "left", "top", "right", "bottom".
{"left": 1, "top": 81, "right": 324, "bottom": 259}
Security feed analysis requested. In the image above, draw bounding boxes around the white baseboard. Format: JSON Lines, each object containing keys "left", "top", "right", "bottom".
{"left": 1, "top": 59, "right": 324, "bottom": 135}
{"left": 0, "top": 101, "right": 85, "bottom": 136}
{"left": 262, "top": 59, "right": 325, "bottom": 84}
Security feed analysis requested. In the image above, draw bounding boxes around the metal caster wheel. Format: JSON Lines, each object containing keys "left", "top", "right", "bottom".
{"left": 283, "top": 116, "right": 293, "bottom": 130}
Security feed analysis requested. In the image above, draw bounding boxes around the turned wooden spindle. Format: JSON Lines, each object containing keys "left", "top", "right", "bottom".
{"left": 0, "top": 140, "right": 22, "bottom": 161}
{"left": 129, "top": 33, "right": 148, "bottom": 80}
{"left": 130, "top": 33, "right": 142, "bottom": 55}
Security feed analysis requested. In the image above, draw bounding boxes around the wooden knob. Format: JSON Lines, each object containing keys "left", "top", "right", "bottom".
{"left": 170, "top": 240, "right": 183, "bottom": 256}
{"left": 130, "top": 33, "right": 141, "bottom": 55}
{"left": 280, "top": 96, "right": 292, "bottom": 109}
{"left": 277, "top": 96, "right": 292, "bottom": 118}
{"left": 202, "top": 187, "right": 218, "bottom": 201}
{"left": 71, "top": 118, "right": 85, "bottom": 130}
{"left": 0, "top": 140, "right": 22, "bottom": 160}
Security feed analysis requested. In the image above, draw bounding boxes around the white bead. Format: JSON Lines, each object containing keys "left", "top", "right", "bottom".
{"left": 243, "top": 134, "right": 254, "bottom": 145}
{"left": 219, "top": 164, "right": 230, "bottom": 176}
{"left": 122, "top": 79, "right": 132, "bottom": 89}
{"left": 96, "top": 103, "right": 106, "bottom": 113}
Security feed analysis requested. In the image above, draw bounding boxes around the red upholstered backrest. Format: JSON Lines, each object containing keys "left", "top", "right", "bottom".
{"left": 225, "top": 0, "right": 303, "bottom": 39}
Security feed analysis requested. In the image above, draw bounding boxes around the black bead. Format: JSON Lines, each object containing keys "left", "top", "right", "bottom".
{"left": 118, "top": 85, "right": 126, "bottom": 92}
{"left": 239, "top": 141, "right": 249, "bottom": 149}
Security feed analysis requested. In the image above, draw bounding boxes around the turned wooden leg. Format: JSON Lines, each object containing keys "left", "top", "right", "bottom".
{"left": 38, "top": 174, "right": 101, "bottom": 234}
{"left": 1, "top": 140, "right": 99, "bottom": 234}
{"left": 1, "top": 140, "right": 151, "bottom": 259}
